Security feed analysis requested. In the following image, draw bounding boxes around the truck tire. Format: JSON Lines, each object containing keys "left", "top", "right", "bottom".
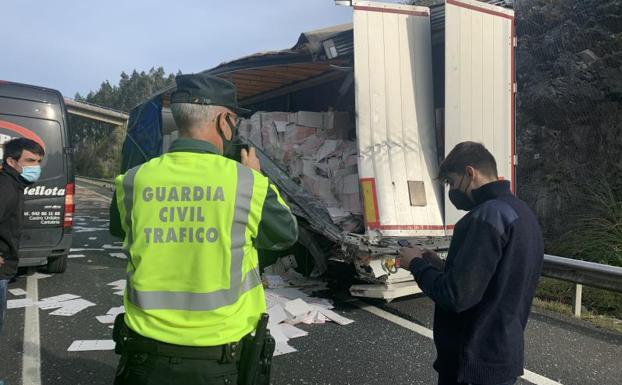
{"left": 47, "top": 254, "right": 68, "bottom": 273}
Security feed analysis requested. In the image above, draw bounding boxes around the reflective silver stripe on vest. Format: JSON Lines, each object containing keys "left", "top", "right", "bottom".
{"left": 122, "top": 165, "right": 142, "bottom": 248}
{"left": 126, "top": 162, "right": 262, "bottom": 311}
{"left": 126, "top": 267, "right": 261, "bottom": 311}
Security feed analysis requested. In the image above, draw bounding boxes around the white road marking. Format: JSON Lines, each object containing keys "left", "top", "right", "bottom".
{"left": 349, "top": 299, "right": 563, "bottom": 385}
{"left": 522, "top": 370, "right": 564, "bottom": 385}
{"left": 22, "top": 274, "right": 41, "bottom": 385}
{"left": 354, "top": 300, "right": 433, "bottom": 338}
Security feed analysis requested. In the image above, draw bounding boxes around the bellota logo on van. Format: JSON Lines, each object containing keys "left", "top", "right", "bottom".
{"left": 24, "top": 186, "right": 66, "bottom": 197}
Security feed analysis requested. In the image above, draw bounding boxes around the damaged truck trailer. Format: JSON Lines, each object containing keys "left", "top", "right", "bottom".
{"left": 120, "top": 0, "right": 516, "bottom": 301}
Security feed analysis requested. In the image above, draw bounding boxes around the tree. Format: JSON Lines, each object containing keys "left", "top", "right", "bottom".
{"left": 70, "top": 67, "right": 178, "bottom": 178}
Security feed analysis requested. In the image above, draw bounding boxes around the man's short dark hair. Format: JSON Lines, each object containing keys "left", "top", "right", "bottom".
{"left": 439, "top": 141, "right": 498, "bottom": 180}
{"left": 2, "top": 137, "right": 45, "bottom": 163}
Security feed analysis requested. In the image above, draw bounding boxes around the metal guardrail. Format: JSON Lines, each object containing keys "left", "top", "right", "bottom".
{"left": 543, "top": 254, "right": 622, "bottom": 293}
{"left": 542, "top": 254, "right": 622, "bottom": 317}
{"left": 76, "top": 175, "right": 622, "bottom": 316}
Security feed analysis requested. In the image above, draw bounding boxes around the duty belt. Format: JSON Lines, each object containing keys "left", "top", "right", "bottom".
{"left": 124, "top": 326, "right": 243, "bottom": 362}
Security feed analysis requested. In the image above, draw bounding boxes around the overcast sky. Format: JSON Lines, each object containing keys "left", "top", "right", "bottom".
{"left": 0, "top": 0, "right": 373, "bottom": 98}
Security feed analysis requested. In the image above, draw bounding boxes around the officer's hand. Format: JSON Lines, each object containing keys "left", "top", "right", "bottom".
{"left": 0, "top": 256, "right": 4, "bottom": 267}
{"left": 398, "top": 247, "right": 424, "bottom": 270}
{"left": 241, "top": 147, "right": 261, "bottom": 172}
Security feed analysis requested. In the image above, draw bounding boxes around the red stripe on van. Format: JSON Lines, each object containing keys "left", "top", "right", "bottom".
{"left": 0, "top": 120, "right": 46, "bottom": 150}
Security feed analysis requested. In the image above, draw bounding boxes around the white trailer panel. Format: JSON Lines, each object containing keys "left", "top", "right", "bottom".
{"left": 444, "top": 0, "right": 516, "bottom": 231}
{"left": 353, "top": 1, "right": 445, "bottom": 237}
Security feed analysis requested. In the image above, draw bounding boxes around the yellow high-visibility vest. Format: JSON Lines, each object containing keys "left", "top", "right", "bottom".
{"left": 115, "top": 151, "right": 269, "bottom": 346}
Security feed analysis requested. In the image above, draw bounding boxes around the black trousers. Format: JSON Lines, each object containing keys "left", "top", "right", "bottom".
{"left": 114, "top": 351, "right": 239, "bottom": 385}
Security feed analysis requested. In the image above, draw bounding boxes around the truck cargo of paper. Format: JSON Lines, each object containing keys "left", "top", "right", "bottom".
{"left": 122, "top": 0, "right": 516, "bottom": 300}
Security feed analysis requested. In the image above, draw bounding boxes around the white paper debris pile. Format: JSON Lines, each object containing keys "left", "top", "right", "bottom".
{"left": 262, "top": 262, "right": 354, "bottom": 356}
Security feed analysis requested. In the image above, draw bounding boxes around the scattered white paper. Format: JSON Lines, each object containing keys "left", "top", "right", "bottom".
{"left": 260, "top": 269, "right": 354, "bottom": 357}
{"left": 268, "top": 305, "right": 288, "bottom": 326}
{"left": 113, "top": 290, "right": 125, "bottom": 296}
{"left": 103, "top": 244, "right": 123, "bottom": 249}
{"left": 67, "top": 340, "right": 115, "bottom": 352}
{"left": 269, "top": 324, "right": 289, "bottom": 343}
{"left": 107, "top": 279, "right": 126, "bottom": 288}
{"left": 270, "top": 288, "right": 309, "bottom": 301}
{"left": 303, "top": 310, "right": 327, "bottom": 325}
{"left": 274, "top": 342, "right": 297, "bottom": 356}
{"left": 32, "top": 273, "right": 52, "bottom": 280}
{"left": 70, "top": 248, "right": 104, "bottom": 252}
{"left": 279, "top": 323, "right": 308, "bottom": 339}
{"left": 68, "top": 254, "right": 86, "bottom": 259}
{"left": 88, "top": 237, "right": 98, "bottom": 240}
{"left": 96, "top": 315, "right": 116, "bottom": 324}
{"left": 107, "top": 306, "right": 125, "bottom": 316}
{"left": 109, "top": 253, "right": 127, "bottom": 260}
{"left": 39, "top": 294, "right": 80, "bottom": 303}
{"left": 264, "top": 275, "right": 287, "bottom": 289}
{"left": 7, "top": 298, "right": 34, "bottom": 309}
{"left": 49, "top": 299, "right": 96, "bottom": 316}
{"left": 284, "top": 298, "right": 312, "bottom": 324}
{"left": 9, "top": 288, "right": 27, "bottom": 296}
{"left": 36, "top": 301, "right": 66, "bottom": 310}
{"left": 314, "top": 306, "right": 354, "bottom": 326}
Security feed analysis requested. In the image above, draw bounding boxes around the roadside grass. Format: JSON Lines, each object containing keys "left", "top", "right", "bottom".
{"left": 535, "top": 277, "right": 622, "bottom": 333}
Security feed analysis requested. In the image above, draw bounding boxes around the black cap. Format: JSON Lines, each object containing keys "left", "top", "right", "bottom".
{"left": 170, "top": 73, "right": 251, "bottom": 117}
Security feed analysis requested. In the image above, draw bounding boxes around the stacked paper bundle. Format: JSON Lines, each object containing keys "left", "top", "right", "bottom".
{"left": 239, "top": 111, "right": 363, "bottom": 231}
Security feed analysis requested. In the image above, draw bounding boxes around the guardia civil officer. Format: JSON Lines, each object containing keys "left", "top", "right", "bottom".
{"left": 109, "top": 73, "right": 298, "bottom": 385}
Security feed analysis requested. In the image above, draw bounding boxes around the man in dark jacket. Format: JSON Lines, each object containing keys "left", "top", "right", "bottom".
{"left": 0, "top": 137, "right": 44, "bottom": 335}
{"left": 400, "top": 142, "right": 544, "bottom": 385}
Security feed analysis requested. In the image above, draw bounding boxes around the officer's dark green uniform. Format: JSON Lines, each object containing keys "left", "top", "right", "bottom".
{"left": 109, "top": 74, "right": 298, "bottom": 385}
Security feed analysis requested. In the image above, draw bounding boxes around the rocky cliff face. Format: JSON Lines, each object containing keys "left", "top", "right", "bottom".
{"left": 515, "top": 0, "right": 622, "bottom": 245}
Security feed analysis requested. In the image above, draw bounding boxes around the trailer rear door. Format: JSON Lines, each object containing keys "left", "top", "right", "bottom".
{"left": 444, "top": 0, "right": 516, "bottom": 231}
{"left": 353, "top": 1, "right": 445, "bottom": 237}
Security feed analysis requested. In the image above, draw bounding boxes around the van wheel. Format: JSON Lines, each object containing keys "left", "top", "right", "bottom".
{"left": 47, "top": 254, "right": 68, "bottom": 273}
